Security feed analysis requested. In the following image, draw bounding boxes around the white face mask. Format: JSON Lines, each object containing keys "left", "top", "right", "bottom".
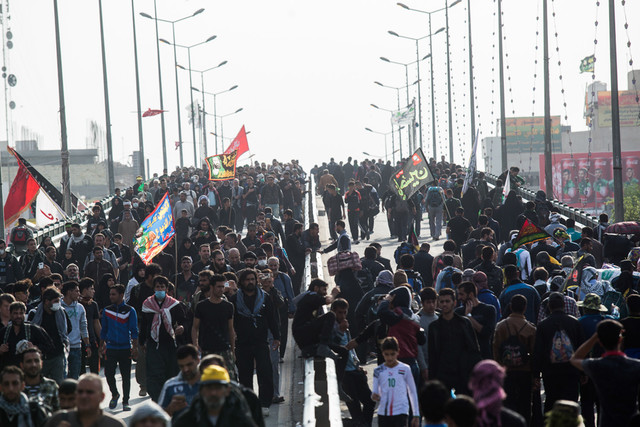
{"left": 133, "top": 203, "right": 139, "bottom": 208}
{"left": 258, "top": 259, "right": 267, "bottom": 267}
{"left": 51, "top": 302, "right": 62, "bottom": 312}
{"left": 0, "top": 249, "right": 5, "bottom": 255}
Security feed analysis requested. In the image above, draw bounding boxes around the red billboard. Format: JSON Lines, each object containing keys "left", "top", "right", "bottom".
{"left": 539, "top": 151, "right": 640, "bottom": 210}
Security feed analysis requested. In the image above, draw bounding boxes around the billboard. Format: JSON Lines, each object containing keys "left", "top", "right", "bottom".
{"left": 539, "top": 151, "right": 640, "bottom": 210}
{"left": 597, "top": 91, "right": 640, "bottom": 127}
{"left": 505, "top": 116, "right": 562, "bottom": 154}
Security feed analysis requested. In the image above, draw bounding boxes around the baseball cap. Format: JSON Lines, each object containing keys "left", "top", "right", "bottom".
{"left": 200, "top": 365, "right": 230, "bottom": 385}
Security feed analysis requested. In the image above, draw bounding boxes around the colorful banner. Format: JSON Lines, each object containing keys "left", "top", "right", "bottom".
{"left": 391, "top": 101, "right": 416, "bottom": 125}
{"left": 390, "top": 148, "right": 435, "bottom": 200}
{"left": 580, "top": 55, "right": 595, "bottom": 73}
{"left": 505, "top": 116, "right": 562, "bottom": 154}
{"left": 133, "top": 193, "right": 175, "bottom": 265}
{"left": 512, "top": 219, "right": 550, "bottom": 250}
{"left": 597, "top": 91, "right": 640, "bottom": 127}
{"left": 223, "top": 125, "right": 249, "bottom": 158}
{"left": 538, "top": 151, "right": 640, "bottom": 210}
{"left": 206, "top": 150, "right": 238, "bottom": 181}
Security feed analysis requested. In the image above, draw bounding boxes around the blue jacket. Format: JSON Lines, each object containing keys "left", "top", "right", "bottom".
{"left": 274, "top": 272, "right": 296, "bottom": 313}
{"left": 100, "top": 302, "right": 138, "bottom": 350}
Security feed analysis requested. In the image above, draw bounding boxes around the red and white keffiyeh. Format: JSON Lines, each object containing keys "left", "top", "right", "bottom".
{"left": 141, "top": 295, "right": 180, "bottom": 344}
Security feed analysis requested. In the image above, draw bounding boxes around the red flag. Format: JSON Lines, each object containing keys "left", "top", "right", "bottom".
{"left": 223, "top": 125, "right": 249, "bottom": 157}
{"left": 175, "top": 141, "right": 182, "bottom": 150}
{"left": 142, "top": 108, "right": 166, "bottom": 117}
{"left": 4, "top": 160, "right": 40, "bottom": 226}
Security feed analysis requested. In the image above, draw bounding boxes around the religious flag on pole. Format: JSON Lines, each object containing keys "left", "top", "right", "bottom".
{"left": 579, "top": 55, "right": 595, "bottom": 73}
{"left": 511, "top": 218, "right": 551, "bottom": 250}
{"left": 502, "top": 170, "right": 511, "bottom": 203}
{"left": 142, "top": 108, "right": 166, "bottom": 117}
{"left": 391, "top": 101, "right": 416, "bottom": 125}
{"left": 389, "top": 147, "right": 435, "bottom": 200}
{"left": 462, "top": 129, "right": 480, "bottom": 195}
{"left": 133, "top": 192, "right": 175, "bottom": 265}
{"left": 205, "top": 150, "right": 238, "bottom": 181}
{"left": 4, "top": 159, "right": 40, "bottom": 226}
{"left": 223, "top": 125, "right": 249, "bottom": 158}
{"left": 35, "top": 190, "right": 68, "bottom": 228}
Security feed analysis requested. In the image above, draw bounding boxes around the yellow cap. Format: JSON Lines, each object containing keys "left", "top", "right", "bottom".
{"left": 200, "top": 365, "right": 230, "bottom": 385}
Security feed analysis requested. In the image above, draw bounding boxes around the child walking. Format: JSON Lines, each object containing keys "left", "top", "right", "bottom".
{"left": 372, "top": 337, "right": 420, "bottom": 427}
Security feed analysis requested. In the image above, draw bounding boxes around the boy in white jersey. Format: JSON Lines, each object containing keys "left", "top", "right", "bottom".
{"left": 372, "top": 337, "right": 420, "bottom": 427}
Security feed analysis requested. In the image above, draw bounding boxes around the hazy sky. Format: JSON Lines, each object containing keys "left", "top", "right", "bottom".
{"left": 3, "top": 0, "right": 639, "bottom": 174}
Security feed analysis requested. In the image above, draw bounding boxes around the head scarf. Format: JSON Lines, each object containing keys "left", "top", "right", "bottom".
{"left": 469, "top": 360, "right": 507, "bottom": 427}
{"left": 375, "top": 270, "right": 394, "bottom": 286}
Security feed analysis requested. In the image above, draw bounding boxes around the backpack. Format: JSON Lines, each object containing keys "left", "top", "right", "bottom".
{"left": 601, "top": 289, "right": 632, "bottom": 318}
{"left": 426, "top": 187, "right": 443, "bottom": 208}
{"left": 549, "top": 328, "right": 575, "bottom": 363}
{"left": 12, "top": 227, "right": 28, "bottom": 244}
{"left": 356, "top": 265, "right": 375, "bottom": 291}
{"left": 394, "top": 242, "right": 417, "bottom": 265}
{"left": 500, "top": 321, "right": 530, "bottom": 368}
{"left": 439, "top": 266, "right": 455, "bottom": 290}
{"left": 506, "top": 247, "right": 525, "bottom": 270}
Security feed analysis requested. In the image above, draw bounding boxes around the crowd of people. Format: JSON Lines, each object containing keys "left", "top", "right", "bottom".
{"left": 0, "top": 154, "right": 639, "bottom": 427}
{"left": 301, "top": 156, "right": 640, "bottom": 427}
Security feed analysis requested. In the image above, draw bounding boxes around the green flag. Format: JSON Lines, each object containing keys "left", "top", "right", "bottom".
{"left": 580, "top": 55, "right": 595, "bottom": 73}
{"left": 205, "top": 150, "right": 238, "bottom": 181}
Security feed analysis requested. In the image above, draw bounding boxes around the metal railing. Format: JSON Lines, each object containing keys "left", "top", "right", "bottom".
{"left": 484, "top": 172, "right": 599, "bottom": 229}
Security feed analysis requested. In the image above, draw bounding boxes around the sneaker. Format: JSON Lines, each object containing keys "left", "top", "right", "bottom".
{"left": 139, "top": 388, "right": 147, "bottom": 397}
{"left": 122, "top": 403, "right": 131, "bottom": 411}
{"left": 272, "top": 396, "right": 285, "bottom": 404}
{"left": 279, "top": 357, "right": 284, "bottom": 364}
{"left": 354, "top": 240, "right": 360, "bottom": 245}
{"left": 108, "top": 394, "right": 119, "bottom": 410}
{"left": 262, "top": 407, "right": 270, "bottom": 417}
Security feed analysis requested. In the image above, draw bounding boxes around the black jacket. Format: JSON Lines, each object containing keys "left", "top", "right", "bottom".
{"left": 139, "top": 299, "right": 186, "bottom": 347}
{"left": 229, "top": 290, "right": 280, "bottom": 346}
{"left": 533, "top": 310, "right": 584, "bottom": 377}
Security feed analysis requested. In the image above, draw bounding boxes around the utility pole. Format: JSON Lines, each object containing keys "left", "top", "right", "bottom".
{"left": 53, "top": 0, "right": 72, "bottom": 215}
{"left": 543, "top": 0, "right": 553, "bottom": 198}
{"left": 445, "top": 0, "right": 454, "bottom": 162}
{"left": 498, "top": 0, "right": 508, "bottom": 172}
{"left": 130, "top": 0, "right": 145, "bottom": 179}
{"left": 153, "top": 0, "right": 168, "bottom": 172}
{"left": 609, "top": 0, "right": 624, "bottom": 221}
{"left": 428, "top": 14, "right": 437, "bottom": 160}
{"left": 466, "top": 0, "right": 476, "bottom": 161}
{"left": 98, "top": 0, "right": 115, "bottom": 193}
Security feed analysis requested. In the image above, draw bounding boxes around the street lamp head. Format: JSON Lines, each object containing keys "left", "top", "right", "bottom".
{"left": 191, "top": 86, "right": 200, "bottom": 92}
{"left": 206, "top": 35, "right": 217, "bottom": 42}
{"left": 363, "top": 152, "right": 372, "bottom": 156}
{"left": 139, "top": 12, "right": 153, "bottom": 19}
{"left": 374, "top": 81, "right": 384, "bottom": 86}
{"left": 388, "top": 30, "right": 400, "bottom": 37}
{"left": 193, "top": 8, "right": 205, "bottom": 16}
{"left": 159, "top": 38, "right": 171, "bottom": 45}
{"left": 422, "top": 53, "right": 432, "bottom": 60}
{"left": 365, "top": 128, "right": 373, "bottom": 132}
{"left": 235, "top": 108, "right": 243, "bottom": 114}
{"left": 370, "top": 104, "right": 379, "bottom": 109}
{"left": 176, "top": 64, "right": 186, "bottom": 70}
{"left": 229, "top": 85, "right": 238, "bottom": 91}
{"left": 450, "top": 0, "right": 462, "bottom": 7}
{"left": 218, "top": 60, "right": 228, "bottom": 67}
{"left": 380, "top": 57, "right": 391, "bottom": 63}
{"left": 435, "top": 27, "right": 445, "bottom": 34}
{"left": 397, "top": 3, "right": 410, "bottom": 9}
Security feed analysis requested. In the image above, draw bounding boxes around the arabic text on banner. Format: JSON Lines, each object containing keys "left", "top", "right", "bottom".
{"left": 133, "top": 193, "right": 175, "bottom": 265}
{"left": 206, "top": 151, "right": 238, "bottom": 181}
{"left": 390, "top": 148, "right": 435, "bottom": 200}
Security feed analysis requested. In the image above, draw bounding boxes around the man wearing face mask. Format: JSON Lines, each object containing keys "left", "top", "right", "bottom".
{"left": 27, "top": 287, "right": 72, "bottom": 384}
{"left": 0, "top": 239, "right": 24, "bottom": 290}
{"left": 139, "top": 276, "right": 185, "bottom": 403}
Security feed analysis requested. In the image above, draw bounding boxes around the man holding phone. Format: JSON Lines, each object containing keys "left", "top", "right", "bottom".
{"left": 192, "top": 274, "right": 236, "bottom": 376}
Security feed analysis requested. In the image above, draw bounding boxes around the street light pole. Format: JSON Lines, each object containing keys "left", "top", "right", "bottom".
{"left": 171, "top": 22, "right": 184, "bottom": 167}
{"left": 53, "top": 0, "right": 71, "bottom": 216}
{"left": 497, "top": 0, "right": 508, "bottom": 172}
{"left": 414, "top": 39, "right": 423, "bottom": 151}
{"left": 200, "top": 74, "right": 208, "bottom": 159}
{"left": 152, "top": 0, "right": 168, "bottom": 172}
{"left": 445, "top": 0, "right": 454, "bottom": 163}
{"left": 130, "top": 0, "right": 145, "bottom": 179}
{"left": 187, "top": 48, "right": 198, "bottom": 167}
{"left": 608, "top": 0, "right": 624, "bottom": 221}
{"left": 98, "top": 0, "right": 115, "bottom": 193}
{"left": 466, "top": 0, "right": 476, "bottom": 158}
{"left": 543, "top": 0, "right": 553, "bottom": 198}
{"left": 428, "top": 14, "right": 437, "bottom": 159}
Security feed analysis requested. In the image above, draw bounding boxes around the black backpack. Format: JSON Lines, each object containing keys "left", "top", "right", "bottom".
{"left": 499, "top": 321, "right": 530, "bottom": 368}
{"left": 356, "top": 265, "right": 375, "bottom": 291}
